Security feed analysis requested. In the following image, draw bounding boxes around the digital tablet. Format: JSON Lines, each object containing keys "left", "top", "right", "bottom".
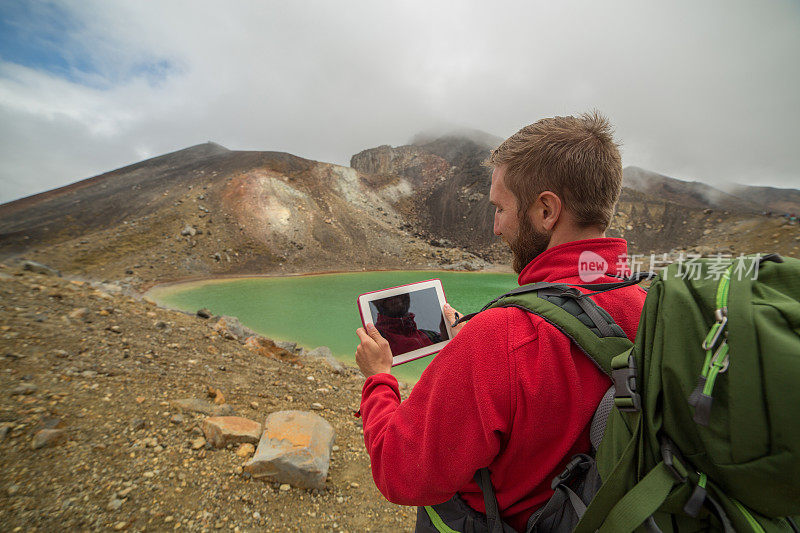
{"left": 357, "top": 279, "right": 453, "bottom": 366}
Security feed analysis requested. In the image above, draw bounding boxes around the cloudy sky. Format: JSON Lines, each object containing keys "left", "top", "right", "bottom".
{"left": 1, "top": 0, "right": 798, "bottom": 203}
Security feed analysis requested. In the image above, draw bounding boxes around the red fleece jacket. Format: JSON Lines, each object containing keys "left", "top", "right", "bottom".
{"left": 360, "top": 239, "right": 647, "bottom": 532}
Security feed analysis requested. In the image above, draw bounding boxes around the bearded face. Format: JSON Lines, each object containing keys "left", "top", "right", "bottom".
{"left": 509, "top": 212, "right": 551, "bottom": 274}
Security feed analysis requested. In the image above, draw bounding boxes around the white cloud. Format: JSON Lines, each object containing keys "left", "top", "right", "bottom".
{"left": 1, "top": 0, "right": 799, "bottom": 203}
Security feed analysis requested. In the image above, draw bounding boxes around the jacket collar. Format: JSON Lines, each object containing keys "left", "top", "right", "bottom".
{"left": 517, "top": 238, "right": 630, "bottom": 285}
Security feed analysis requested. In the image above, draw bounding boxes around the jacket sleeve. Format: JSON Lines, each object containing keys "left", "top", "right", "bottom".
{"left": 360, "top": 307, "right": 516, "bottom": 506}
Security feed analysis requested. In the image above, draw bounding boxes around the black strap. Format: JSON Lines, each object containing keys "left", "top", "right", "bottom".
{"left": 474, "top": 468, "right": 504, "bottom": 533}
{"left": 704, "top": 492, "right": 736, "bottom": 533}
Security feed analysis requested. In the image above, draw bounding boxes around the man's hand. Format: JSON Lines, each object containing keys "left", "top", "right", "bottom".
{"left": 355, "top": 323, "right": 393, "bottom": 378}
{"left": 442, "top": 303, "right": 466, "bottom": 337}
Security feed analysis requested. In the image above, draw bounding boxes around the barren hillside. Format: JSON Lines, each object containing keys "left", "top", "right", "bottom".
{"left": 0, "top": 143, "right": 487, "bottom": 291}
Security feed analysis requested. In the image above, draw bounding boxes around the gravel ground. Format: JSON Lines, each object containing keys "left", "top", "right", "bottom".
{"left": 0, "top": 265, "right": 415, "bottom": 532}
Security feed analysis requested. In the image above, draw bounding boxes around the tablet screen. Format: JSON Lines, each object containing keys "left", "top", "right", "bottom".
{"left": 366, "top": 287, "right": 448, "bottom": 357}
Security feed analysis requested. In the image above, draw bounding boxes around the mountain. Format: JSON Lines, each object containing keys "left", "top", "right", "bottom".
{"left": 729, "top": 185, "right": 800, "bottom": 215}
{"left": 3, "top": 137, "right": 799, "bottom": 288}
{"left": 352, "top": 134, "right": 504, "bottom": 260}
{"left": 622, "top": 166, "right": 762, "bottom": 213}
{"left": 0, "top": 142, "right": 484, "bottom": 289}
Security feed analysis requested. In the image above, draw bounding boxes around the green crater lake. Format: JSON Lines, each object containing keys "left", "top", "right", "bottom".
{"left": 147, "top": 271, "right": 517, "bottom": 383}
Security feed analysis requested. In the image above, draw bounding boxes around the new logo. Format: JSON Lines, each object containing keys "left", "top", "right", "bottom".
{"left": 578, "top": 251, "right": 608, "bottom": 282}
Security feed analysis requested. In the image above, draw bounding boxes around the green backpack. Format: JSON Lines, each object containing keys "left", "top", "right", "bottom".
{"left": 465, "top": 254, "right": 800, "bottom": 533}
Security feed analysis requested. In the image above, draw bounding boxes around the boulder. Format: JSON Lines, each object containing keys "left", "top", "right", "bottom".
{"left": 212, "top": 316, "right": 256, "bottom": 342}
{"left": 171, "top": 398, "right": 235, "bottom": 417}
{"left": 31, "top": 429, "right": 66, "bottom": 449}
{"left": 22, "top": 261, "right": 61, "bottom": 277}
{"left": 305, "top": 346, "right": 344, "bottom": 374}
{"left": 244, "top": 410, "right": 335, "bottom": 489}
{"left": 275, "top": 341, "right": 299, "bottom": 353}
{"left": 201, "top": 416, "right": 262, "bottom": 448}
{"left": 244, "top": 336, "right": 299, "bottom": 363}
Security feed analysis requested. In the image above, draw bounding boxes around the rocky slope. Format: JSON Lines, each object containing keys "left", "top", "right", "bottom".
{"left": 0, "top": 143, "right": 488, "bottom": 292}
{"left": 353, "top": 140, "right": 800, "bottom": 262}
{"left": 0, "top": 263, "right": 416, "bottom": 532}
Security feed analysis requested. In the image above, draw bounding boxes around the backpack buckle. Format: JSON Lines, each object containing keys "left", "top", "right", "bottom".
{"left": 612, "top": 353, "right": 641, "bottom": 412}
{"left": 550, "top": 454, "right": 593, "bottom": 490}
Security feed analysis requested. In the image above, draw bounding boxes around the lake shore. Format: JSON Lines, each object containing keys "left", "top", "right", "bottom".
{"left": 144, "top": 269, "right": 519, "bottom": 385}
{"left": 141, "top": 263, "right": 515, "bottom": 295}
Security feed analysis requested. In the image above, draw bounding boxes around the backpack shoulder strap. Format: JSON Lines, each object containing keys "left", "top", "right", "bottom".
{"left": 483, "top": 282, "right": 634, "bottom": 376}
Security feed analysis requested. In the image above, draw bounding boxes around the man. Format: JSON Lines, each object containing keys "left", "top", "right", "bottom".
{"left": 355, "top": 112, "right": 647, "bottom": 532}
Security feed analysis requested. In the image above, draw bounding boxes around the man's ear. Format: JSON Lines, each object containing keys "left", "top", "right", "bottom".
{"left": 528, "top": 191, "right": 562, "bottom": 231}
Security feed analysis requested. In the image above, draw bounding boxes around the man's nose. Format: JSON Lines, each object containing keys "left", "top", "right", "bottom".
{"left": 493, "top": 214, "right": 501, "bottom": 236}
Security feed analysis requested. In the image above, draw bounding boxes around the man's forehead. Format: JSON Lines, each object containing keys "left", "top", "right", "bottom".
{"left": 490, "top": 166, "right": 509, "bottom": 196}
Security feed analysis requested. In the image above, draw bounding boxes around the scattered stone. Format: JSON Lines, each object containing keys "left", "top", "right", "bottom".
{"left": 31, "top": 428, "right": 66, "bottom": 449}
{"left": 249, "top": 401, "right": 259, "bottom": 410}
{"left": 0, "top": 423, "right": 12, "bottom": 441}
{"left": 171, "top": 398, "right": 235, "bottom": 417}
{"left": 244, "top": 410, "right": 335, "bottom": 489}
{"left": 113, "top": 521, "right": 128, "bottom": 531}
{"left": 68, "top": 307, "right": 90, "bottom": 320}
{"left": 279, "top": 484, "right": 290, "bottom": 492}
{"left": 22, "top": 260, "right": 61, "bottom": 277}
{"left": 275, "top": 341, "right": 298, "bottom": 353}
{"left": 130, "top": 418, "right": 146, "bottom": 431}
{"left": 39, "top": 417, "right": 63, "bottom": 430}
{"left": 235, "top": 443, "right": 255, "bottom": 458}
{"left": 201, "top": 416, "right": 262, "bottom": 448}
{"left": 10, "top": 383, "right": 38, "bottom": 396}
{"left": 142, "top": 437, "right": 159, "bottom": 448}
{"left": 191, "top": 437, "right": 207, "bottom": 450}
{"left": 196, "top": 308, "right": 212, "bottom": 319}
{"left": 245, "top": 336, "right": 298, "bottom": 363}
{"left": 107, "top": 498, "right": 124, "bottom": 511}
{"left": 311, "top": 403, "right": 324, "bottom": 411}
{"left": 181, "top": 225, "right": 197, "bottom": 237}
{"left": 212, "top": 316, "right": 256, "bottom": 342}
{"left": 170, "top": 414, "right": 184, "bottom": 425}
{"left": 305, "top": 346, "right": 344, "bottom": 373}
{"left": 206, "top": 386, "right": 225, "bottom": 405}
{"left": 7, "top": 484, "right": 20, "bottom": 496}
{"left": 107, "top": 325, "right": 122, "bottom": 334}
{"left": 117, "top": 487, "right": 133, "bottom": 498}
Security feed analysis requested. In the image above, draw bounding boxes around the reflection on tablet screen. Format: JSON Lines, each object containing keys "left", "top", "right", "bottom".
{"left": 368, "top": 287, "right": 449, "bottom": 356}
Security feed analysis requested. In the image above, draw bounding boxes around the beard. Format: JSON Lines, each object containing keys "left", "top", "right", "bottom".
{"left": 509, "top": 215, "right": 551, "bottom": 274}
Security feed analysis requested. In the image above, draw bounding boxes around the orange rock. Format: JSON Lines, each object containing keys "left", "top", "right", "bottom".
{"left": 243, "top": 410, "right": 335, "bottom": 489}
{"left": 201, "top": 416, "right": 262, "bottom": 448}
{"left": 206, "top": 386, "right": 225, "bottom": 405}
{"left": 244, "top": 336, "right": 299, "bottom": 364}
{"left": 235, "top": 443, "right": 255, "bottom": 458}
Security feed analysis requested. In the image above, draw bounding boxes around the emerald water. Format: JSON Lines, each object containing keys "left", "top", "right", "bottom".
{"left": 147, "top": 271, "right": 517, "bottom": 383}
